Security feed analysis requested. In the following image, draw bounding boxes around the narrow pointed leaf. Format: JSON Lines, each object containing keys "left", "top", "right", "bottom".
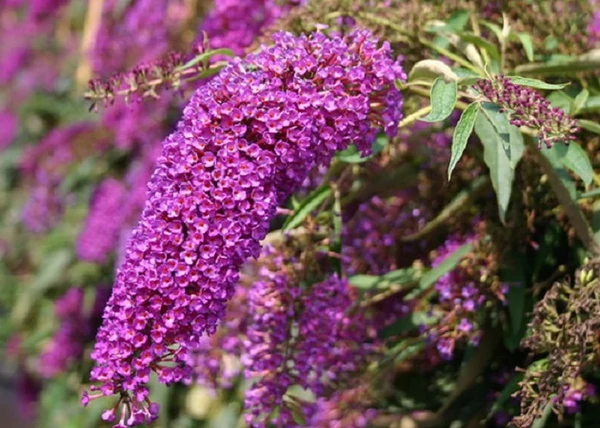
{"left": 506, "top": 76, "right": 569, "bottom": 90}
{"left": 283, "top": 186, "right": 331, "bottom": 230}
{"left": 474, "top": 103, "right": 524, "bottom": 222}
{"left": 553, "top": 142, "right": 594, "bottom": 186}
{"left": 516, "top": 32, "right": 534, "bottom": 62}
{"left": 448, "top": 102, "right": 479, "bottom": 179}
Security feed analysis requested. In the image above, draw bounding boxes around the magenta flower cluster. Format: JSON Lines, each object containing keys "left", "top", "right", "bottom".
{"left": 243, "top": 266, "right": 372, "bottom": 427}
{"left": 39, "top": 289, "right": 86, "bottom": 378}
{"left": 199, "top": 0, "right": 303, "bottom": 56}
{"left": 77, "top": 178, "right": 127, "bottom": 263}
{"left": 476, "top": 76, "right": 578, "bottom": 148}
{"left": 85, "top": 28, "right": 404, "bottom": 426}
{"left": 426, "top": 233, "right": 508, "bottom": 360}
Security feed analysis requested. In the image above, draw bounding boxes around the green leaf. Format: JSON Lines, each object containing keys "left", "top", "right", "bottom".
{"left": 480, "top": 21, "right": 503, "bottom": 42}
{"left": 578, "top": 119, "right": 600, "bottom": 135}
{"left": 283, "top": 186, "right": 331, "bottom": 230}
{"left": 174, "top": 48, "right": 235, "bottom": 71}
{"left": 580, "top": 188, "right": 600, "bottom": 200}
{"left": 420, "top": 78, "right": 458, "bottom": 123}
{"left": 548, "top": 90, "right": 574, "bottom": 114}
{"left": 580, "top": 95, "right": 600, "bottom": 114}
{"left": 336, "top": 134, "right": 389, "bottom": 163}
{"left": 572, "top": 89, "right": 590, "bottom": 115}
{"left": 349, "top": 268, "right": 419, "bottom": 291}
{"left": 11, "top": 249, "right": 73, "bottom": 325}
{"left": 457, "top": 31, "right": 500, "bottom": 59}
{"left": 506, "top": 76, "right": 569, "bottom": 90}
{"left": 552, "top": 142, "right": 594, "bottom": 186}
{"left": 532, "top": 402, "right": 554, "bottom": 428}
{"left": 516, "top": 32, "right": 535, "bottom": 62}
{"left": 448, "top": 102, "right": 478, "bottom": 179}
{"left": 514, "top": 49, "right": 600, "bottom": 76}
{"left": 505, "top": 284, "right": 527, "bottom": 350}
{"left": 405, "top": 242, "right": 474, "bottom": 299}
{"left": 474, "top": 103, "right": 525, "bottom": 222}
{"left": 486, "top": 374, "right": 524, "bottom": 418}
{"left": 402, "top": 176, "right": 489, "bottom": 242}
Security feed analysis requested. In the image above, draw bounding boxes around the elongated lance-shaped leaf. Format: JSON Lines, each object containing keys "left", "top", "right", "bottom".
{"left": 404, "top": 242, "right": 474, "bottom": 300}
{"left": 506, "top": 76, "right": 569, "bottom": 90}
{"left": 402, "top": 175, "right": 489, "bottom": 242}
{"left": 552, "top": 142, "right": 594, "bottom": 187}
{"left": 516, "top": 32, "right": 535, "bottom": 62}
{"left": 579, "top": 118, "right": 600, "bottom": 135}
{"left": 448, "top": 102, "right": 479, "bottom": 179}
{"left": 283, "top": 185, "right": 332, "bottom": 230}
{"left": 475, "top": 103, "right": 524, "bottom": 223}
{"left": 420, "top": 77, "right": 458, "bottom": 123}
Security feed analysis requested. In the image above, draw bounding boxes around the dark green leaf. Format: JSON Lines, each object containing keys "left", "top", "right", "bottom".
{"left": 552, "top": 142, "right": 594, "bottom": 186}
{"left": 475, "top": 103, "right": 525, "bottom": 222}
{"left": 506, "top": 76, "right": 569, "bottom": 90}
{"left": 487, "top": 374, "right": 524, "bottom": 418}
{"left": 448, "top": 102, "right": 479, "bottom": 179}
{"left": 402, "top": 176, "right": 489, "bottom": 241}
{"left": 505, "top": 284, "right": 527, "bottom": 350}
{"left": 283, "top": 186, "right": 331, "bottom": 230}
{"left": 421, "top": 78, "right": 458, "bottom": 123}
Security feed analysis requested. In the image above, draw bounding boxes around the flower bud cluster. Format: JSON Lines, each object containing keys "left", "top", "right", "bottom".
{"left": 476, "top": 76, "right": 578, "bottom": 148}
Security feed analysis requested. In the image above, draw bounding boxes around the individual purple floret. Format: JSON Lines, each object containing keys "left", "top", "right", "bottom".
{"left": 475, "top": 76, "right": 578, "bottom": 148}
{"left": 77, "top": 178, "right": 127, "bottom": 263}
{"left": 85, "top": 29, "right": 404, "bottom": 426}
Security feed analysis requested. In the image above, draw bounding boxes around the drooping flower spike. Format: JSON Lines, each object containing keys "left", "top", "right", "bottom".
{"left": 85, "top": 28, "right": 405, "bottom": 426}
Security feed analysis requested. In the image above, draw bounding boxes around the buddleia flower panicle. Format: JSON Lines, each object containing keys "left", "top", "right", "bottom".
{"left": 84, "top": 28, "right": 404, "bottom": 426}
{"left": 475, "top": 76, "right": 578, "bottom": 148}
{"left": 77, "top": 178, "right": 127, "bottom": 263}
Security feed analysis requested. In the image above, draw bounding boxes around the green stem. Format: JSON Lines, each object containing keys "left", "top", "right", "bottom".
{"left": 398, "top": 105, "right": 432, "bottom": 129}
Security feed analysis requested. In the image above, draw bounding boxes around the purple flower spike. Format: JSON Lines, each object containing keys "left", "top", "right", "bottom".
{"left": 86, "top": 29, "right": 404, "bottom": 426}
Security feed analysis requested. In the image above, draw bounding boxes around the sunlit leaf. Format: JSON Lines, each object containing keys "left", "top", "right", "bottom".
{"left": 420, "top": 78, "right": 458, "bottom": 123}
